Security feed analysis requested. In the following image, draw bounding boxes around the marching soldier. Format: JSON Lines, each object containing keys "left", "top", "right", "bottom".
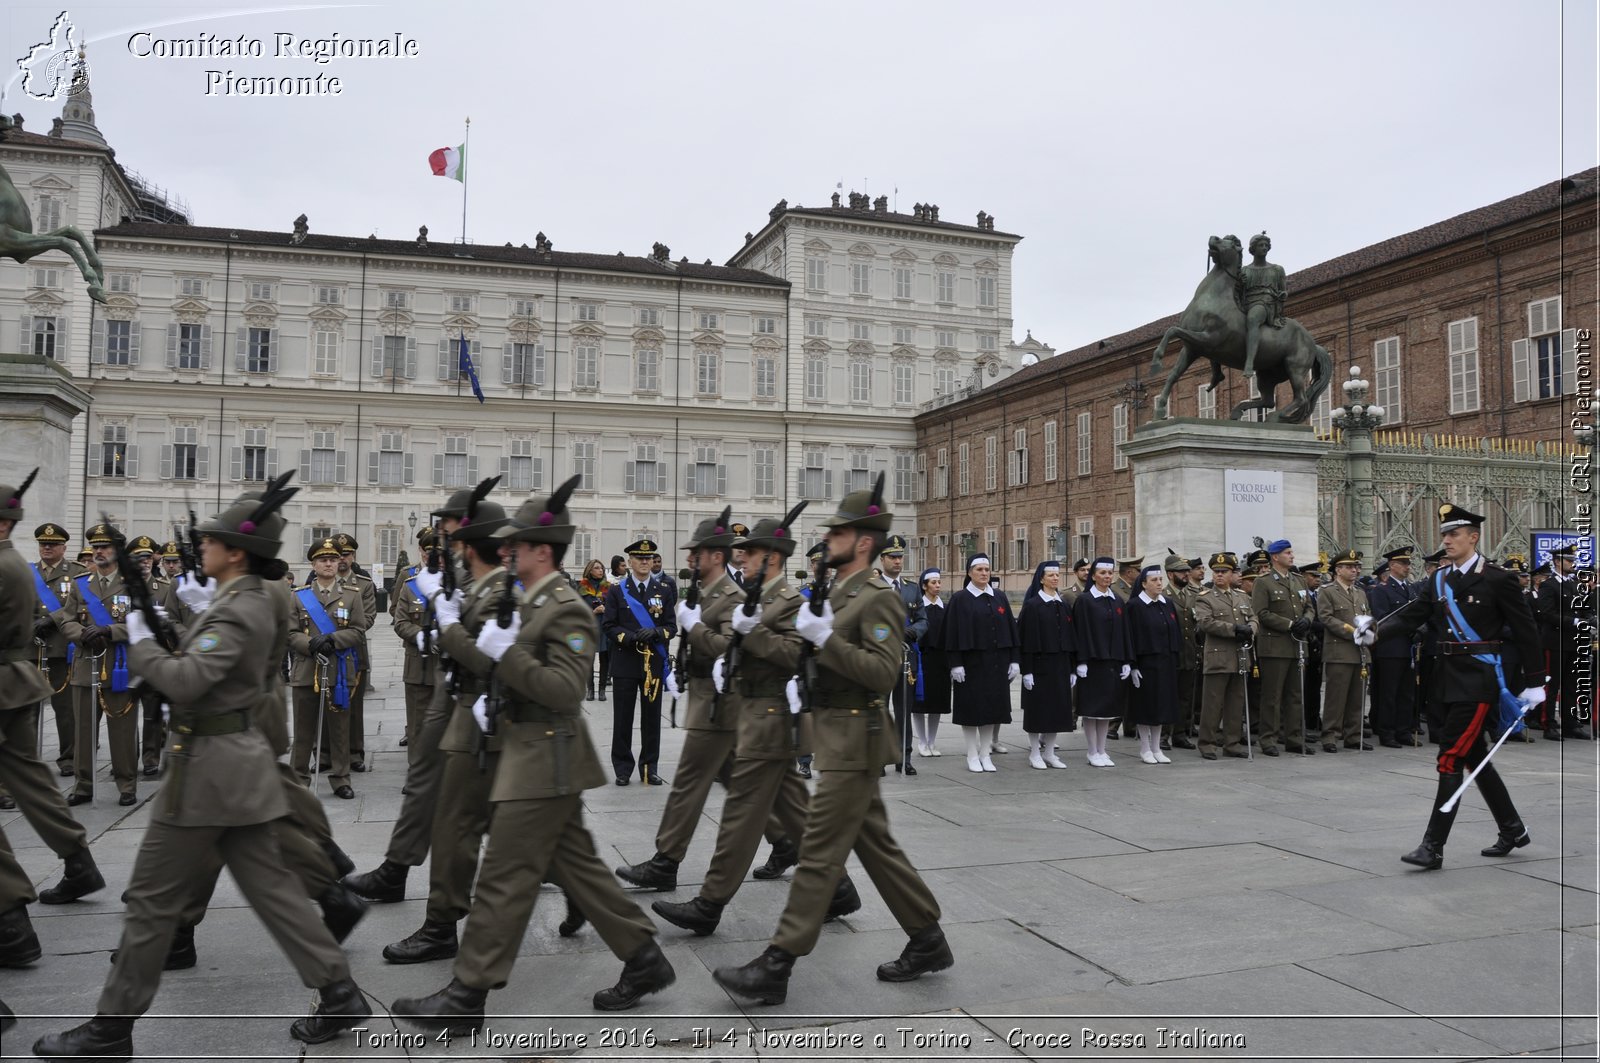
{"left": 287, "top": 539, "right": 365, "bottom": 798}
{"left": 30, "top": 522, "right": 83, "bottom": 777}
{"left": 794, "top": 541, "right": 827, "bottom": 779}
{"left": 1317, "top": 549, "right": 1373, "bottom": 752}
{"left": 56, "top": 523, "right": 141, "bottom": 806}
{"left": 393, "top": 477, "right": 675, "bottom": 1030}
{"left": 1165, "top": 553, "right": 1200, "bottom": 750}
{"left": 1192, "top": 552, "right": 1257, "bottom": 761}
{"left": 714, "top": 475, "right": 951, "bottom": 1006}
{"left": 1251, "top": 538, "right": 1316, "bottom": 756}
{"left": 333, "top": 533, "right": 377, "bottom": 772}
{"left": 601, "top": 538, "right": 677, "bottom": 786}
{"left": 390, "top": 527, "right": 444, "bottom": 746}
{"left": 878, "top": 534, "right": 927, "bottom": 775}
{"left": 1368, "top": 546, "right": 1421, "bottom": 747}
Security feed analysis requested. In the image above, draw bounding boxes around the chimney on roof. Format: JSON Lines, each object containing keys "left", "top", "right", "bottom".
{"left": 417, "top": 225, "right": 429, "bottom": 247}
{"left": 10, "top": 114, "right": 22, "bottom": 130}
{"left": 831, "top": 192, "right": 841, "bottom": 208}
{"left": 928, "top": 204, "right": 939, "bottom": 222}
{"left": 290, "top": 214, "right": 309, "bottom": 245}
{"left": 49, "top": 117, "right": 63, "bottom": 137}
{"left": 651, "top": 241, "right": 670, "bottom": 263}
{"left": 745, "top": 232, "right": 753, "bottom": 243}
{"left": 873, "top": 195, "right": 888, "bottom": 212}
{"left": 534, "top": 232, "right": 552, "bottom": 253}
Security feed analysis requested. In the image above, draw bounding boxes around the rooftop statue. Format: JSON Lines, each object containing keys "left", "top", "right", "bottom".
{"left": 0, "top": 113, "right": 108, "bottom": 303}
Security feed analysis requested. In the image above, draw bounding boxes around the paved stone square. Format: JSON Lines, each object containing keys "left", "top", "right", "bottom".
{"left": 1, "top": 634, "right": 1594, "bottom": 1061}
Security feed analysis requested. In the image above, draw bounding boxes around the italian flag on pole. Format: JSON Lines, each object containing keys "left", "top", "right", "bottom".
{"left": 428, "top": 143, "right": 465, "bottom": 182}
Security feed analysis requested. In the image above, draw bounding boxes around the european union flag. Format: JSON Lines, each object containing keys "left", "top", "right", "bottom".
{"left": 458, "top": 332, "right": 484, "bottom": 403}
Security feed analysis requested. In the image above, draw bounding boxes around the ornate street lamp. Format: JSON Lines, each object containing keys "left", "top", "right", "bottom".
{"left": 1330, "top": 365, "right": 1386, "bottom": 432}
{"left": 408, "top": 512, "right": 418, "bottom": 533}
{"left": 1329, "top": 366, "right": 1385, "bottom": 561}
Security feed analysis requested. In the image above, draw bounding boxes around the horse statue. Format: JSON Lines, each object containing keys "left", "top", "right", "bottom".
{"left": 1149, "top": 233, "right": 1330, "bottom": 423}
{"left": 0, "top": 114, "right": 108, "bottom": 303}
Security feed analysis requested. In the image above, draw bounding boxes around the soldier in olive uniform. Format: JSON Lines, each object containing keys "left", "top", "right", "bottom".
{"left": 390, "top": 527, "right": 445, "bottom": 746}
{"left": 158, "top": 540, "right": 183, "bottom": 583}
{"left": 393, "top": 477, "right": 674, "bottom": 1031}
{"left": 1165, "top": 553, "right": 1200, "bottom": 749}
{"left": 128, "top": 535, "right": 171, "bottom": 777}
{"left": 714, "top": 476, "right": 951, "bottom": 1006}
{"left": 287, "top": 539, "right": 366, "bottom": 797}
{"left": 29, "top": 522, "right": 83, "bottom": 776}
{"left": 34, "top": 479, "right": 373, "bottom": 1059}
{"left": 332, "top": 533, "right": 377, "bottom": 772}
{"left": 55, "top": 523, "right": 141, "bottom": 805}
{"left": 1251, "top": 538, "right": 1317, "bottom": 756}
{"left": 1192, "top": 552, "right": 1258, "bottom": 760}
{"left": 1318, "top": 549, "right": 1373, "bottom": 752}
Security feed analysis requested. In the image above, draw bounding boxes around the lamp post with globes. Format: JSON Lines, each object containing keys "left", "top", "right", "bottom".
{"left": 1330, "top": 366, "right": 1386, "bottom": 561}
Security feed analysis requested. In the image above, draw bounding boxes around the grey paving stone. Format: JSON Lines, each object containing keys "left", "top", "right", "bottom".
{"left": 1052, "top": 841, "right": 1372, "bottom": 902}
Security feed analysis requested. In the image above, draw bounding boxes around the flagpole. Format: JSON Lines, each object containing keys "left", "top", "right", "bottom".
{"left": 460, "top": 116, "right": 470, "bottom": 244}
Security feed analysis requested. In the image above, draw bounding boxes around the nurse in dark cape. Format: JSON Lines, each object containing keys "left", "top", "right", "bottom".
{"left": 1127, "top": 564, "right": 1182, "bottom": 764}
{"left": 1017, "top": 560, "right": 1075, "bottom": 769}
{"left": 945, "top": 554, "right": 1019, "bottom": 773}
{"left": 1071, "top": 557, "right": 1134, "bottom": 767}
{"left": 911, "top": 567, "right": 949, "bottom": 757}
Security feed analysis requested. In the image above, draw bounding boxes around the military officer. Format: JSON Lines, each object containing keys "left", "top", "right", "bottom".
{"left": 714, "top": 476, "right": 950, "bottom": 1006}
{"left": 287, "top": 538, "right": 366, "bottom": 797}
{"left": 1165, "top": 553, "right": 1201, "bottom": 749}
{"left": 1251, "top": 538, "right": 1316, "bottom": 756}
{"left": 29, "top": 521, "right": 84, "bottom": 776}
{"left": 601, "top": 538, "right": 677, "bottom": 785}
{"left": 1112, "top": 557, "right": 1142, "bottom": 600}
{"left": 878, "top": 533, "right": 928, "bottom": 774}
{"left": 390, "top": 527, "right": 444, "bottom": 746}
{"left": 393, "top": 477, "right": 675, "bottom": 1030}
{"left": 1368, "top": 545, "right": 1421, "bottom": 747}
{"left": 1064, "top": 558, "right": 1091, "bottom": 602}
{"left": 1536, "top": 542, "right": 1590, "bottom": 740}
{"left": 55, "top": 523, "right": 141, "bottom": 805}
{"left": 1318, "top": 549, "right": 1373, "bottom": 752}
{"left": 158, "top": 541, "right": 184, "bottom": 583}
{"left": 1192, "top": 552, "right": 1257, "bottom": 760}
{"left": 75, "top": 546, "right": 94, "bottom": 568}
{"left": 34, "top": 479, "right": 374, "bottom": 1059}
{"left": 331, "top": 532, "right": 377, "bottom": 772}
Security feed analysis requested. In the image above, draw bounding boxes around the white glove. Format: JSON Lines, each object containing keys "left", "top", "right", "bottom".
{"left": 712, "top": 656, "right": 726, "bottom": 693}
{"left": 795, "top": 602, "right": 834, "bottom": 648}
{"left": 730, "top": 605, "right": 761, "bottom": 636}
{"left": 475, "top": 612, "right": 521, "bottom": 661}
{"left": 471, "top": 694, "right": 491, "bottom": 733}
{"left": 1023, "top": 673, "right": 1035, "bottom": 690}
{"left": 1119, "top": 664, "right": 1132, "bottom": 681}
{"left": 412, "top": 568, "right": 443, "bottom": 599}
{"left": 414, "top": 631, "right": 428, "bottom": 653}
{"left": 665, "top": 671, "right": 681, "bottom": 700}
{"left": 125, "top": 610, "right": 153, "bottom": 645}
{"left": 153, "top": 604, "right": 170, "bottom": 623}
{"left": 433, "top": 589, "right": 464, "bottom": 629}
{"left": 1352, "top": 614, "right": 1376, "bottom": 646}
{"left": 1518, "top": 686, "right": 1547, "bottom": 708}
{"left": 1131, "top": 669, "right": 1142, "bottom": 689}
{"left": 1075, "top": 663, "right": 1089, "bottom": 679}
{"left": 1006, "top": 662, "right": 1021, "bottom": 682}
{"left": 1070, "top": 673, "right": 1078, "bottom": 689}
{"left": 950, "top": 666, "right": 967, "bottom": 683}
{"left": 675, "top": 600, "right": 702, "bottom": 635}
{"left": 785, "top": 677, "right": 803, "bottom": 715}
{"left": 175, "top": 574, "right": 213, "bottom": 614}
{"left": 161, "top": 702, "right": 170, "bottom": 724}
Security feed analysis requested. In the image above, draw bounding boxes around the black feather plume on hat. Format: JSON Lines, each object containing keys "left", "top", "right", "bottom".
{"left": 546, "top": 474, "right": 582, "bottom": 516}
{"left": 244, "top": 471, "right": 299, "bottom": 531}
{"left": 464, "top": 474, "right": 501, "bottom": 524}
{"left": 780, "top": 500, "right": 808, "bottom": 531}
{"left": 716, "top": 504, "right": 732, "bottom": 534}
{"left": 868, "top": 471, "right": 885, "bottom": 510}
{"left": 11, "top": 468, "right": 37, "bottom": 504}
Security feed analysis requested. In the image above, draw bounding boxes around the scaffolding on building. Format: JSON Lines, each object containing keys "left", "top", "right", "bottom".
{"left": 122, "top": 167, "right": 190, "bottom": 224}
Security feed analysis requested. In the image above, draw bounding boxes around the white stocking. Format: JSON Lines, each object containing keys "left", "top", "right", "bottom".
{"left": 925, "top": 716, "right": 940, "bottom": 746}
{"left": 1139, "top": 724, "right": 1158, "bottom": 757}
{"left": 911, "top": 713, "right": 929, "bottom": 748}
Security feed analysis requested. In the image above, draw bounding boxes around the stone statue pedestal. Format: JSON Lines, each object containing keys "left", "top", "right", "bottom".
{"left": 0, "top": 354, "right": 91, "bottom": 538}
{"left": 1122, "top": 418, "right": 1330, "bottom": 562}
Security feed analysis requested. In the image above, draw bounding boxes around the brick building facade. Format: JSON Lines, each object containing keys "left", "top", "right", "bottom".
{"left": 913, "top": 168, "right": 1598, "bottom": 585}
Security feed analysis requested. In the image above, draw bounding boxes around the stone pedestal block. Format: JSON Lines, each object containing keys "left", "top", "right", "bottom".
{"left": 0, "top": 354, "right": 91, "bottom": 533}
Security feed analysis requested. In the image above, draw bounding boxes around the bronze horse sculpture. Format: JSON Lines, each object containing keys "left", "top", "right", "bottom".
{"left": 1150, "top": 234, "right": 1330, "bottom": 423}
{"left": 0, "top": 114, "right": 107, "bottom": 304}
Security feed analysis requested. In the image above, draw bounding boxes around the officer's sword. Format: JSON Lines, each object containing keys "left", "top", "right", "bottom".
{"left": 1238, "top": 636, "right": 1254, "bottom": 762}
{"left": 87, "top": 648, "right": 104, "bottom": 789}
{"left": 313, "top": 651, "right": 331, "bottom": 781}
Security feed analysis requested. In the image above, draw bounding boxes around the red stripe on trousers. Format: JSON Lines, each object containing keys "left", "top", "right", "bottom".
{"left": 1438, "top": 700, "right": 1492, "bottom": 775}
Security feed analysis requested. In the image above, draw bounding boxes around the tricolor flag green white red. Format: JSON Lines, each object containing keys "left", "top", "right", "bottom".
{"left": 428, "top": 144, "right": 465, "bottom": 182}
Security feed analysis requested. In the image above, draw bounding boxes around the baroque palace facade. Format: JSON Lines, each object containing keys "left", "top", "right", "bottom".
{"left": 0, "top": 76, "right": 1023, "bottom": 574}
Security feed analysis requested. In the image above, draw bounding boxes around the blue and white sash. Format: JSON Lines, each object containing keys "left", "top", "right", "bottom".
{"left": 32, "top": 565, "right": 73, "bottom": 666}
{"left": 75, "top": 575, "right": 128, "bottom": 691}
{"left": 295, "top": 587, "right": 354, "bottom": 708}
{"left": 1435, "top": 569, "right": 1523, "bottom": 736}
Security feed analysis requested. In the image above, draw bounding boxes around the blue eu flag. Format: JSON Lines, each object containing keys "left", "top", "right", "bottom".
{"left": 458, "top": 333, "right": 484, "bottom": 403}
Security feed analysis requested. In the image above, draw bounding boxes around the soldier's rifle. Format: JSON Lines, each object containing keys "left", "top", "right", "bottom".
{"left": 796, "top": 553, "right": 835, "bottom": 741}
{"left": 479, "top": 556, "right": 518, "bottom": 772}
{"left": 178, "top": 495, "right": 208, "bottom": 588}
{"left": 671, "top": 556, "right": 702, "bottom": 728}
{"left": 719, "top": 554, "right": 769, "bottom": 727}
{"left": 102, "top": 517, "right": 181, "bottom": 654}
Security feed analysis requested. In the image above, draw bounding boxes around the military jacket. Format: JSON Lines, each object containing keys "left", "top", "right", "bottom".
{"left": 728, "top": 577, "right": 811, "bottom": 760}
{"left": 489, "top": 570, "right": 606, "bottom": 801}
{"left": 390, "top": 567, "right": 441, "bottom": 687}
{"left": 682, "top": 571, "right": 740, "bottom": 732}
{"left": 56, "top": 567, "right": 131, "bottom": 688}
{"left": 1317, "top": 580, "right": 1371, "bottom": 666}
{"left": 1191, "top": 586, "right": 1258, "bottom": 674}
{"left": 1, "top": 541, "right": 53, "bottom": 709}
{"left": 32, "top": 558, "right": 86, "bottom": 659}
{"left": 1252, "top": 567, "right": 1314, "bottom": 659}
{"left": 343, "top": 571, "right": 377, "bottom": 667}
{"left": 1172, "top": 582, "right": 1203, "bottom": 671}
{"left": 438, "top": 568, "right": 513, "bottom": 755}
{"left": 1366, "top": 577, "right": 1419, "bottom": 660}
{"left": 600, "top": 575, "right": 677, "bottom": 681}
{"left": 1111, "top": 577, "right": 1133, "bottom": 601}
{"left": 127, "top": 575, "right": 289, "bottom": 827}
{"left": 285, "top": 580, "right": 366, "bottom": 687}
{"left": 256, "top": 577, "right": 293, "bottom": 756}
{"left": 808, "top": 568, "right": 901, "bottom": 772}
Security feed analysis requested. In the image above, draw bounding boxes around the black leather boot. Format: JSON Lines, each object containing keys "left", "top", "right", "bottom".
{"left": 826, "top": 874, "right": 861, "bottom": 921}
{"left": 318, "top": 882, "right": 370, "bottom": 943}
{"left": 713, "top": 945, "right": 794, "bottom": 1005}
{"left": 1474, "top": 762, "right": 1530, "bottom": 856}
{"left": 323, "top": 840, "right": 356, "bottom": 879}
{"left": 111, "top": 922, "right": 196, "bottom": 971}
{"left": 1401, "top": 772, "right": 1461, "bottom": 870}
{"left": 752, "top": 837, "right": 799, "bottom": 880}
{"left": 594, "top": 939, "right": 676, "bottom": 1010}
{"left": 558, "top": 892, "right": 587, "bottom": 937}
{"left": 342, "top": 858, "right": 408, "bottom": 903}
{"left": 290, "top": 978, "right": 371, "bottom": 1044}
{"left": 38, "top": 849, "right": 106, "bottom": 905}
{"left": 33, "top": 1016, "right": 135, "bottom": 1060}
{"left": 382, "top": 919, "right": 459, "bottom": 964}
{"left": 877, "top": 923, "right": 955, "bottom": 982}
{"left": 652, "top": 896, "right": 724, "bottom": 936}
{"left": 394, "top": 977, "right": 487, "bottom": 1034}
{"left": 0, "top": 903, "right": 41, "bottom": 967}
{"left": 615, "top": 852, "right": 678, "bottom": 891}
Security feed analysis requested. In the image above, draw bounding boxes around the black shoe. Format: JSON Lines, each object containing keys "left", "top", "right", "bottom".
{"left": 111, "top": 922, "right": 196, "bottom": 971}
{"left": 350, "top": 761, "right": 367, "bottom": 773}
{"left": 1380, "top": 736, "right": 1404, "bottom": 748}
{"left": 1200, "top": 750, "right": 1218, "bottom": 761}
{"left": 715, "top": 945, "right": 794, "bottom": 1005}
{"left": 1159, "top": 736, "right": 1172, "bottom": 751}
{"left": 333, "top": 785, "right": 355, "bottom": 800}
{"left": 1172, "top": 735, "right": 1196, "bottom": 750}
{"left": 826, "top": 875, "right": 861, "bottom": 921}
{"left": 382, "top": 919, "right": 459, "bottom": 964}
{"left": 558, "top": 894, "right": 587, "bottom": 937}
{"left": 752, "top": 839, "right": 799, "bottom": 881}
{"left": 290, "top": 978, "right": 371, "bottom": 1044}
{"left": 39, "top": 849, "right": 106, "bottom": 905}
{"left": 797, "top": 763, "right": 812, "bottom": 779}
{"left": 318, "top": 883, "right": 369, "bottom": 943}
{"left": 324, "top": 841, "right": 356, "bottom": 879}
{"left": 1322, "top": 742, "right": 1339, "bottom": 753}
{"left": 1260, "top": 745, "right": 1280, "bottom": 757}
{"left": 616, "top": 852, "right": 679, "bottom": 891}
{"left": 66, "top": 792, "right": 91, "bottom": 806}
{"left": 1346, "top": 740, "right": 1375, "bottom": 751}
{"left": 1400, "top": 841, "right": 1443, "bottom": 870}
{"left": 1285, "top": 744, "right": 1316, "bottom": 755}
{"left": 343, "top": 859, "right": 408, "bottom": 903}
{"left": 615, "top": 774, "right": 631, "bottom": 786}
{"left": 0, "top": 904, "right": 41, "bottom": 967}
{"left": 1223, "top": 749, "right": 1249, "bottom": 759}
{"left": 141, "top": 765, "right": 159, "bottom": 778}
{"left": 594, "top": 939, "right": 676, "bottom": 1011}
{"left": 0, "top": 795, "right": 13, "bottom": 810}
{"left": 1544, "top": 728, "right": 1564, "bottom": 741}
{"left": 652, "top": 896, "right": 723, "bottom": 936}
{"left": 399, "top": 734, "right": 409, "bottom": 746}
{"left": 877, "top": 923, "right": 955, "bottom": 982}
{"left": 640, "top": 766, "right": 668, "bottom": 786}
{"left": 901, "top": 760, "right": 918, "bottom": 776}
{"left": 1482, "top": 825, "right": 1531, "bottom": 857}
{"left": 58, "top": 765, "right": 74, "bottom": 777}
{"left": 118, "top": 792, "right": 136, "bottom": 806}
{"left": 32, "top": 1015, "right": 134, "bottom": 1060}
{"left": 393, "top": 977, "right": 486, "bottom": 1035}
{"left": 1564, "top": 727, "right": 1593, "bottom": 741}
{"left": 1401, "top": 772, "right": 1460, "bottom": 870}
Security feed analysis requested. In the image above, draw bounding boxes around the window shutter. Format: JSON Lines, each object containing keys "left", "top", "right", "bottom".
{"left": 53, "top": 317, "right": 66, "bottom": 360}
{"left": 657, "top": 461, "right": 666, "bottom": 489}
{"left": 268, "top": 329, "right": 279, "bottom": 374}
{"left": 1511, "top": 338, "right": 1529, "bottom": 403}
{"left": 625, "top": 462, "right": 636, "bottom": 492}
{"left": 368, "top": 451, "right": 380, "bottom": 485}
{"left": 433, "top": 454, "right": 445, "bottom": 487}
{"left": 405, "top": 337, "right": 418, "bottom": 379}
{"left": 20, "top": 316, "right": 32, "bottom": 355}
{"left": 266, "top": 449, "right": 278, "bottom": 478}
{"left": 87, "top": 442, "right": 101, "bottom": 477}
{"left": 235, "top": 327, "right": 248, "bottom": 372}
{"left": 371, "top": 335, "right": 384, "bottom": 377}
{"left": 200, "top": 324, "right": 213, "bottom": 369}
{"left": 300, "top": 449, "right": 312, "bottom": 482}
{"left": 502, "top": 348, "right": 514, "bottom": 385}
{"left": 498, "top": 456, "right": 510, "bottom": 479}
{"left": 124, "top": 445, "right": 139, "bottom": 479}
{"left": 531, "top": 456, "right": 544, "bottom": 491}
{"left": 403, "top": 453, "right": 415, "bottom": 485}
{"left": 717, "top": 464, "right": 727, "bottom": 496}
{"left": 467, "top": 456, "right": 478, "bottom": 481}
{"left": 685, "top": 463, "right": 695, "bottom": 492}
{"left": 334, "top": 452, "right": 348, "bottom": 485}
{"left": 90, "top": 319, "right": 104, "bottom": 365}
{"left": 196, "top": 446, "right": 210, "bottom": 482}
{"left": 167, "top": 323, "right": 179, "bottom": 368}
{"left": 1562, "top": 329, "right": 1578, "bottom": 396}
{"left": 130, "top": 324, "right": 142, "bottom": 366}
{"left": 160, "top": 443, "right": 174, "bottom": 479}
{"left": 230, "top": 446, "right": 243, "bottom": 481}
{"left": 825, "top": 471, "right": 833, "bottom": 498}
{"left": 438, "top": 338, "right": 452, "bottom": 381}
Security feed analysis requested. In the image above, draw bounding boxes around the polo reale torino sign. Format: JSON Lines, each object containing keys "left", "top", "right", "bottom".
{"left": 1223, "top": 469, "right": 1284, "bottom": 560}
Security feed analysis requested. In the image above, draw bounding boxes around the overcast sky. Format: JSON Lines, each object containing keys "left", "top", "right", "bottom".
{"left": 5, "top": 0, "right": 1596, "bottom": 356}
